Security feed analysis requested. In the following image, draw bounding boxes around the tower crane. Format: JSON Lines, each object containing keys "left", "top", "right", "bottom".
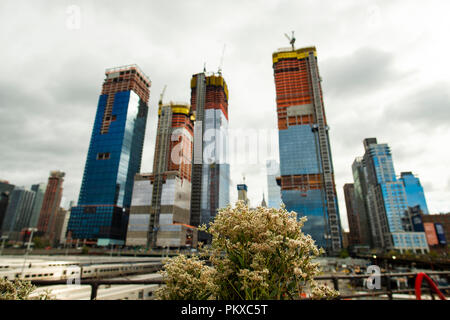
{"left": 284, "top": 31, "right": 296, "bottom": 51}
{"left": 218, "top": 44, "right": 226, "bottom": 75}
{"left": 158, "top": 85, "right": 167, "bottom": 107}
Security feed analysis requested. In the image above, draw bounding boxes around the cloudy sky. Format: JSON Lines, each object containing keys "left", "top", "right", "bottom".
{"left": 1, "top": 0, "right": 450, "bottom": 231}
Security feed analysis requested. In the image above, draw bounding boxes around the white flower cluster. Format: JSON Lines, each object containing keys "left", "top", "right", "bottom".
{"left": 156, "top": 201, "right": 339, "bottom": 300}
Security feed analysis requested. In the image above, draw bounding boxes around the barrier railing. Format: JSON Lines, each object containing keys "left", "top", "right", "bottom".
{"left": 31, "top": 271, "right": 450, "bottom": 300}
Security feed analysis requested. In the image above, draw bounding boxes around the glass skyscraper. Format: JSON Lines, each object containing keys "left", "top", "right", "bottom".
{"left": 68, "top": 65, "right": 150, "bottom": 246}
{"left": 190, "top": 73, "right": 230, "bottom": 243}
{"left": 359, "top": 138, "right": 428, "bottom": 253}
{"left": 399, "top": 172, "right": 429, "bottom": 214}
{"left": 1, "top": 187, "right": 35, "bottom": 240}
{"left": 29, "top": 183, "right": 46, "bottom": 228}
{"left": 272, "top": 46, "right": 342, "bottom": 252}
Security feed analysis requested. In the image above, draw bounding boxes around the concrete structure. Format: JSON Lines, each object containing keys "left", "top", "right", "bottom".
{"left": 68, "top": 65, "right": 150, "bottom": 246}
{"left": 37, "top": 171, "right": 65, "bottom": 244}
{"left": 355, "top": 138, "right": 428, "bottom": 253}
{"left": 272, "top": 45, "right": 342, "bottom": 253}
{"left": 189, "top": 72, "right": 230, "bottom": 243}
{"left": 266, "top": 160, "right": 282, "bottom": 209}
{"left": 126, "top": 102, "right": 197, "bottom": 249}
{"left": 399, "top": 172, "right": 429, "bottom": 214}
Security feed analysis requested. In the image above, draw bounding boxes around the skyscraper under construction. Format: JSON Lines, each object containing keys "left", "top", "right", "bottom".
{"left": 68, "top": 64, "right": 150, "bottom": 246}
{"left": 189, "top": 72, "right": 230, "bottom": 241}
{"left": 126, "top": 101, "right": 197, "bottom": 248}
{"left": 272, "top": 42, "right": 342, "bottom": 253}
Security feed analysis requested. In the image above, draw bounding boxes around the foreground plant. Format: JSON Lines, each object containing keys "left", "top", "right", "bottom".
{"left": 155, "top": 254, "right": 218, "bottom": 300}
{"left": 0, "top": 278, "right": 52, "bottom": 300}
{"left": 156, "top": 201, "right": 338, "bottom": 300}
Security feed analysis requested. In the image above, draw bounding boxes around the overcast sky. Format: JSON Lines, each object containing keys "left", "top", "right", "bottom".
{"left": 1, "top": 0, "right": 450, "bottom": 231}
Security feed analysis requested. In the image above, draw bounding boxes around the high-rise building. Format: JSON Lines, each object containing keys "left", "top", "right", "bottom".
{"left": 399, "top": 172, "right": 429, "bottom": 214}
{"left": 237, "top": 183, "right": 249, "bottom": 206}
{"left": 343, "top": 183, "right": 362, "bottom": 246}
{"left": 266, "top": 160, "right": 282, "bottom": 209}
{"left": 272, "top": 45, "right": 342, "bottom": 252}
{"left": 29, "top": 183, "right": 46, "bottom": 228}
{"left": 37, "top": 171, "right": 65, "bottom": 243}
{"left": 189, "top": 72, "right": 230, "bottom": 242}
{"left": 1, "top": 187, "right": 35, "bottom": 240}
{"left": 0, "top": 181, "right": 15, "bottom": 232}
{"left": 351, "top": 158, "right": 372, "bottom": 247}
{"left": 68, "top": 64, "right": 150, "bottom": 246}
{"left": 58, "top": 208, "right": 71, "bottom": 246}
{"left": 261, "top": 193, "right": 267, "bottom": 208}
{"left": 52, "top": 208, "right": 68, "bottom": 246}
{"left": 358, "top": 138, "right": 428, "bottom": 253}
{"left": 126, "top": 101, "right": 197, "bottom": 248}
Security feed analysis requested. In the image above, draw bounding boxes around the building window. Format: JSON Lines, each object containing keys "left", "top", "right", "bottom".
{"left": 97, "top": 152, "right": 110, "bottom": 160}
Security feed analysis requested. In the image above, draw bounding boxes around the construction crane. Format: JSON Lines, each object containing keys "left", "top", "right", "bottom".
{"left": 284, "top": 31, "right": 296, "bottom": 51}
{"left": 218, "top": 44, "right": 226, "bottom": 75}
{"left": 158, "top": 85, "right": 167, "bottom": 107}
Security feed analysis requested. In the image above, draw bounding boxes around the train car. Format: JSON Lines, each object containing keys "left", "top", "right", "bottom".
{"left": 0, "top": 265, "right": 81, "bottom": 281}
{"left": 0, "top": 260, "right": 161, "bottom": 281}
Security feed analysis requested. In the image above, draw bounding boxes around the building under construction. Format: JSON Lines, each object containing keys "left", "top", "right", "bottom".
{"left": 189, "top": 72, "right": 230, "bottom": 242}
{"left": 272, "top": 40, "right": 342, "bottom": 253}
{"left": 126, "top": 102, "right": 197, "bottom": 248}
{"left": 68, "top": 64, "right": 150, "bottom": 246}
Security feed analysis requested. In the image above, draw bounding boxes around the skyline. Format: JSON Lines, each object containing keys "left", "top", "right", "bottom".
{"left": 1, "top": 1, "right": 450, "bottom": 232}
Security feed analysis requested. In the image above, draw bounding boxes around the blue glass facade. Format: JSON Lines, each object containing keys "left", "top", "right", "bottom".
{"left": 362, "top": 140, "right": 428, "bottom": 252}
{"left": 68, "top": 88, "right": 148, "bottom": 244}
{"left": 279, "top": 125, "right": 321, "bottom": 175}
{"left": 278, "top": 124, "right": 339, "bottom": 250}
{"left": 399, "top": 172, "right": 429, "bottom": 214}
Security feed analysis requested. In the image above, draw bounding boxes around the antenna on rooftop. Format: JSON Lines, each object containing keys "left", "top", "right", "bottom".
{"left": 284, "top": 30, "right": 296, "bottom": 51}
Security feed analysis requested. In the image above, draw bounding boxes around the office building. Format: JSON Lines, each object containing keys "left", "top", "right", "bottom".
{"left": 189, "top": 72, "right": 230, "bottom": 242}
{"left": 272, "top": 45, "right": 342, "bottom": 252}
{"left": 261, "top": 193, "right": 267, "bottom": 208}
{"left": 358, "top": 138, "right": 428, "bottom": 253}
{"left": 0, "top": 181, "right": 15, "bottom": 232}
{"left": 237, "top": 183, "right": 249, "bottom": 206}
{"left": 1, "top": 187, "right": 36, "bottom": 240}
{"left": 37, "top": 171, "right": 65, "bottom": 244}
{"left": 343, "top": 183, "right": 362, "bottom": 246}
{"left": 399, "top": 172, "right": 429, "bottom": 214}
{"left": 29, "top": 183, "right": 46, "bottom": 228}
{"left": 126, "top": 101, "right": 197, "bottom": 248}
{"left": 52, "top": 208, "right": 69, "bottom": 245}
{"left": 351, "top": 158, "right": 372, "bottom": 247}
{"left": 68, "top": 64, "right": 150, "bottom": 246}
{"left": 266, "top": 160, "right": 282, "bottom": 209}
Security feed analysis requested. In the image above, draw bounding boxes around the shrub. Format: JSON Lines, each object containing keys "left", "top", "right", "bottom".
{"left": 156, "top": 201, "right": 338, "bottom": 300}
{"left": 0, "top": 278, "right": 52, "bottom": 300}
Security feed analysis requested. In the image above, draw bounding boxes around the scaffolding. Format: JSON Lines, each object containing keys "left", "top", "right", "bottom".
{"left": 307, "top": 51, "right": 342, "bottom": 253}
